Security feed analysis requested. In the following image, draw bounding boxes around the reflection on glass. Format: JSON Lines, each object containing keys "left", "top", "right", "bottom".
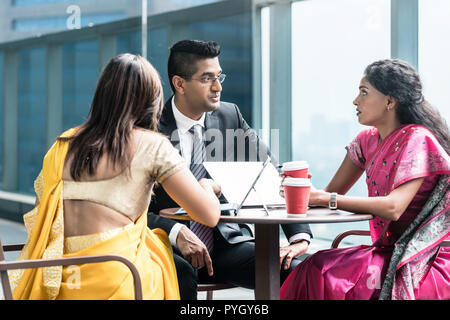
{"left": 261, "top": 6, "right": 271, "bottom": 146}
{"left": 13, "top": 0, "right": 89, "bottom": 6}
{"left": 188, "top": 13, "right": 253, "bottom": 122}
{"left": 148, "top": 28, "right": 169, "bottom": 98}
{"left": 13, "top": 12, "right": 126, "bottom": 31}
{"left": 418, "top": 0, "right": 450, "bottom": 123}
{"left": 0, "top": 1, "right": 254, "bottom": 199}
{"left": 0, "top": 52, "right": 3, "bottom": 188}
{"left": 291, "top": 0, "right": 390, "bottom": 242}
{"left": 149, "top": 0, "right": 222, "bottom": 15}
{"left": 62, "top": 40, "right": 99, "bottom": 131}
{"left": 1, "top": 0, "right": 140, "bottom": 43}
{"left": 117, "top": 30, "right": 141, "bottom": 56}
{"left": 18, "top": 47, "right": 47, "bottom": 194}
{"left": 171, "top": 0, "right": 220, "bottom": 5}
{"left": 3, "top": 1, "right": 228, "bottom": 44}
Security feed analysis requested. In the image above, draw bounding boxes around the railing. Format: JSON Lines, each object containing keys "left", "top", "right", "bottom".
{"left": 0, "top": 190, "right": 35, "bottom": 205}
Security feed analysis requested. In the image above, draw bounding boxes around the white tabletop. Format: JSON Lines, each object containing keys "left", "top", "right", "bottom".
{"left": 160, "top": 207, "right": 373, "bottom": 225}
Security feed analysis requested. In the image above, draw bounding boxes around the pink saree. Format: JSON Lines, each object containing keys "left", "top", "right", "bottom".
{"left": 281, "top": 124, "right": 450, "bottom": 300}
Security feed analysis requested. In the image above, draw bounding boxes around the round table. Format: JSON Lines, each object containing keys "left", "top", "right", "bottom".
{"left": 160, "top": 207, "right": 373, "bottom": 300}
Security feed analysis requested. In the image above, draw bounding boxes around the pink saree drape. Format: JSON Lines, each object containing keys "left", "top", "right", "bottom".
{"left": 281, "top": 124, "right": 450, "bottom": 300}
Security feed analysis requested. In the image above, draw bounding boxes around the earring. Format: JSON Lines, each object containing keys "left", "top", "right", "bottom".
{"left": 387, "top": 106, "right": 391, "bottom": 111}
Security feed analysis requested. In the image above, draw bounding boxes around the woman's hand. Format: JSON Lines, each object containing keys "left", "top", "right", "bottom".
{"left": 279, "top": 173, "right": 312, "bottom": 198}
{"left": 199, "top": 178, "right": 222, "bottom": 198}
{"left": 308, "top": 185, "right": 329, "bottom": 207}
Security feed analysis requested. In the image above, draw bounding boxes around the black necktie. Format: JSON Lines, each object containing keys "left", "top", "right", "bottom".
{"left": 189, "top": 124, "right": 213, "bottom": 252}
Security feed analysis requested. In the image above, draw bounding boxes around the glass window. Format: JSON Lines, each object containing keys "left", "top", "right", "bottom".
{"left": 116, "top": 30, "right": 141, "bottom": 56}
{"left": 151, "top": 0, "right": 222, "bottom": 14}
{"left": 291, "top": 0, "right": 391, "bottom": 244}
{"left": 13, "top": 12, "right": 126, "bottom": 31}
{"left": 62, "top": 39, "right": 99, "bottom": 131}
{"left": 148, "top": 28, "right": 169, "bottom": 98}
{"left": 261, "top": 6, "right": 271, "bottom": 145}
{"left": 17, "top": 47, "right": 47, "bottom": 194}
{"left": 13, "top": 0, "right": 89, "bottom": 6}
{"left": 3, "top": 1, "right": 140, "bottom": 43}
{"left": 142, "top": 14, "right": 253, "bottom": 121}
{"left": 171, "top": 0, "right": 220, "bottom": 5}
{"left": 0, "top": 52, "right": 3, "bottom": 188}
{"left": 117, "top": 28, "right": 170, "bottom": 96}
{"left": 188, "top": 13, "right": 253, "bottom": 123}
{"left": 418, "top": 0, "right": 450, "bottom": 123}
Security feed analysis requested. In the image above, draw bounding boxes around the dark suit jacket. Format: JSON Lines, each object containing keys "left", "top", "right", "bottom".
{"left": 148, "top": 98, "right": 312, "bottom": 243}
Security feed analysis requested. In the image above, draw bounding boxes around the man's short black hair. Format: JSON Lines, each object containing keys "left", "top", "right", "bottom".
{"left": 168, "top": 39, "right": 221, "bottom": 93}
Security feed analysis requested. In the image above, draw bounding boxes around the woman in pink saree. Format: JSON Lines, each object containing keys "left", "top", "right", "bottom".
{"left": 281, "top": 59, "right": 450, "bottom": 300}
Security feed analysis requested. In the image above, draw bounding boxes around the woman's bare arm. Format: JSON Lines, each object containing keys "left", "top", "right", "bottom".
{"left": 309, "top": 154, "right": 425, "bottom": 220}
{"left": 323, "top": 154, "right": 365, "bottom": 194}
{"left": 161, "top": 167, "right": 220, "bottom": 227}
{"left": 311, "top": 177, "right": 424, "bottom": 221}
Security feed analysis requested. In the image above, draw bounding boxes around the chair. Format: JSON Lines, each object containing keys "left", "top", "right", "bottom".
{"left": 0, "top": 239, "right": 143, "bottom": 300}
{"left": 197, "top": 283, "right": 237, "bottom": 300}
{"left": 198, "top": 223, "right": 254, "bottom": 300}
{"left": 331, "top": 230, "right": 371, "bottom": 248}
{"left": 331, "top": 230, "right": 450, "bottom": 248}
{"left": 1, "top": 224, "right": 255, "bottom": 300}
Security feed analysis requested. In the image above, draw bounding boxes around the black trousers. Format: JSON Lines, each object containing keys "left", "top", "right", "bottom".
{"left": 173, "top": 235, "right": 304, "bottom": 300}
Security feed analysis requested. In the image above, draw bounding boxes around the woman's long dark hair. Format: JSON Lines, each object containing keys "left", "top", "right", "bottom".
{"left": 364, "top": 59, "right": 450, "bottom": 155}
{"left": 59, "top": 53, "right": 164, "bottom": 180}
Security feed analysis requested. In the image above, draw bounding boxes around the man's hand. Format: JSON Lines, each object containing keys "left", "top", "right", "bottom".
{"left": 176, "top": 225, "right": 214, "bottom": 276}
{"left": 279, "top": 240, "right": 309, "bottom": 270}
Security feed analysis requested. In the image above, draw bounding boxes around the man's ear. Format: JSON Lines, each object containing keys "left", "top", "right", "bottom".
{"left": 172, "top": 75, "right": 185, "bottom": 95}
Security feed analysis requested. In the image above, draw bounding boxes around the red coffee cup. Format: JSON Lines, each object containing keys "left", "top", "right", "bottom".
{"left": 282, "top": 161, "right": 309, "bottom": 178}
{"left": 282, "top": 177, "right": 311, "bottom": 216}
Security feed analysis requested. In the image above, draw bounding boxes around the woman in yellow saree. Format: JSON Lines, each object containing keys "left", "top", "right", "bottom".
{"left": 8, "top": 54, "right": 221, "bottom": 300}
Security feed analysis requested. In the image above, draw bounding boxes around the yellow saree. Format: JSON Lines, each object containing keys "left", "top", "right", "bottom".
{"left": 8, "top": 128, "right": 180, "bottom": 300}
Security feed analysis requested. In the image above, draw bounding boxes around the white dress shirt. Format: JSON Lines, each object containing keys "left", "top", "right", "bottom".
{"left": 168, "top": 97, "right": 206, "bottom": 246}
{"left": 171, "top": 96, "right": 206, "bottom": 164}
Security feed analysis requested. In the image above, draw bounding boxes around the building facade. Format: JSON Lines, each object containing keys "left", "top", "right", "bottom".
{"left": 0, "top": 0, "right": 221, "bottom": 44}
{"left": 0, "top": 0, "right": 252, "bottom": 202}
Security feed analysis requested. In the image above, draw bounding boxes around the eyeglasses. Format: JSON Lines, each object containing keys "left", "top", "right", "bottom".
{"left": 176, "top": 73, "right": 226, "bottom": 86}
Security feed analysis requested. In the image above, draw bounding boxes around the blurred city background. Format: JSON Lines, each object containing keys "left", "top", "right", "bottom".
{"left": 0, "top": 0, "right": 449, "bottom": 298}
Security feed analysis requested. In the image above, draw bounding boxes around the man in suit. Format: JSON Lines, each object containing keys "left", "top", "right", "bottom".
{"left": 148, "top": 39, "right": 313, "bottom": 299}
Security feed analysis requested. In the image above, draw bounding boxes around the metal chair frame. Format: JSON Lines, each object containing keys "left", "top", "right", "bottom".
{"left": 198, "top": 223, "right": 254, "bottom": 300}
{"left": 331, "top": 229, "right": 450, "bottom": 248}
{"left": 1, "top": 223, "right": 255, "bottom": 300}
{"left": 0, "top": 239, "right": 143, "bottom": 300}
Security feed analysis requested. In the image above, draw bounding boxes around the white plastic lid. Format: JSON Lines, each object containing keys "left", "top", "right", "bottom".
{"left": 282, "top": 177, "right": 311, "bottom": 187}
{"left": 282, "top": 160, "right": 309, "bottom": 171}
